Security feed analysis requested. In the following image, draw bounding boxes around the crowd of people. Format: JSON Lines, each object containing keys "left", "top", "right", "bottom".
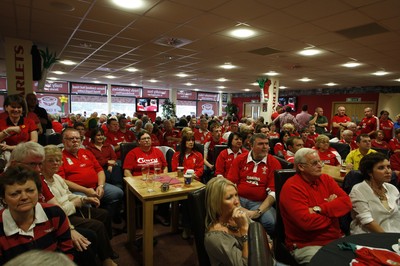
{"left": 1, "top": 92, "right": 400, "bottom": 265}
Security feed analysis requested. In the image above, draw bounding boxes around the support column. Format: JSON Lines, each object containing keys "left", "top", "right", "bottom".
{"left": 260, "top": 78, "right": 280, "bottom": 124}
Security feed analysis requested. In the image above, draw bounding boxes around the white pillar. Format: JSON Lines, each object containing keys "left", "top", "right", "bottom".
{"left": 259, "top": 78, "right": 280, "bottom": 124}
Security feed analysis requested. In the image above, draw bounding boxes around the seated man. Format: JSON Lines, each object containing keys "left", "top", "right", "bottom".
{"left": 345, "top": 134, "right": 376, "bottom": 170}
{"left": 58, "top": 128, "right": 124, "bottom": 222}
{"left": 285, "top": 136, "right": 304, "bottom": 163}
{"left": 280, "top": 148, "right": 352, "bottom": 264}
{"left": 227, "top": 133, "right": 281, "bottom": 235}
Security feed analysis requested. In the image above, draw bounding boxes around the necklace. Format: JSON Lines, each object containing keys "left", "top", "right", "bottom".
{"left": 367, "top": 181, "right": 387, "bottom": 201}
{"left": 221, "top": 222, "right": 239, "bottom": 232}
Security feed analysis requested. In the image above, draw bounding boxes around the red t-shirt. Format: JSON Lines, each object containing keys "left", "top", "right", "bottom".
{"left": 150, "top": 133, "right": 160, "bottom": 146}
{"left": 308, "top": 133, "right": 319, "bottom": 143}
{"left": 359, "top": 116, "right": 379, "bottom": 135}
{"left": 86, "top": 142, "right": 117, "bottom": 168}
{"left": 389, "top": 138, "right": 400, "bottom": 153}
{"left": 316, "top": 149, "right": 340, "bottom": 166}
{"left": 122, "top": 147, "right": 167, "bottom": 176}
{"left": 303, "top": 138, "right": 315, "bottom": 148}
{"left": 0, "top": 117, "right": 38, "bottom": 145}
{"left": 193, "top": 128, "right": 211, "bottom": 144}
{"left": 331, "top": 115, "right": 351, "bottom": 136}
{"left": 171, "top": 151, "right": 204, "bottom": 180}
{"left": 274, "top": 142, "right": 287, "bottom": 157}
{"left": 58, "top": 149, "right": 103, "bottom": 189}
{"left": 339, "top": 139, "right": 358, "bottom": 150}
{"left": 371, "top": 139, "right": 389, "bottom": 149}
{"left": 105, "top": 130, "right": 126, "bottom": 159}
{"left": 227, "top": 153, "right": 281, "bottom": 202}
{"left": 163, "top": 129, "right": 180, "bottom": 148}
{"left": 215, "top": 148, "right": 248, "bottom": 178}
{"left": 379, "top": 119, "right": 394, "bottom": 142}
{"left": 52, "top": 121, "right": 63, "bottom": 133}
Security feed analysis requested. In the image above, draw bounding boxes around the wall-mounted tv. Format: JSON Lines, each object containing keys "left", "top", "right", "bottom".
{"left": 278, "top": 96, "right": 297, "bottom": 112}
{"left": 136, "top": 98, "right": 159, "bottom": 112}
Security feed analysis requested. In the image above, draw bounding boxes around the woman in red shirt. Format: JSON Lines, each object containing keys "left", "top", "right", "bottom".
{"left": 371, "top": 130, "right": 389, "bottom": 149}
{"left": 274, "top": 130, "right": 290, "bottom": 157}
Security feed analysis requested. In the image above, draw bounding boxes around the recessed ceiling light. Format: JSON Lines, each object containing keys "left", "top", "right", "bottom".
{"left": 112, "top": 0, "right": 144, "bottom": 9}
{"left": 131, "top": 82, "right": 138, "bottom": 86}
{"left": 220, "top": 63, "right": 236, "bottom": 69}
{"left": 251, "top": 82, "right": 258, "bottom": 86}
{"left": 59, "top": 60, "right": 76, "bottom": 65}
{"left": 176, "top": 73, "right": 188, "bottom": 78}
{"left": 93, "top": 81, "right": 100, "bottom": 84}
{"left": 244, "top": 88, "right": 251, "bottom": 92}
{"left": 395, "top": 78, "right": 400, "bottom": 82}
{"left": 52, "top": 71, "right": 65, "bottom": 75}
{"left": 105, "top": 75, "right": 116, "bottom": 79}
{"left": 48, "top": 77, "right": 58, "bottom": 80}
{"left": 298, "top": 49, "right": 321, "bottom": 56}
{"left": 342, "top": 62, "right": 361, "bottom": 68}
{"left": 299, "top": 77, "right": 312, "bottom": 82}
{"left": 126, "top": 67, "right": 138, "bottom": 72}
{"left": 217, "top": 86, "right": 225, "bottom": 89}
{"left": 372, "top": 71, "right": 389, "bottom": 76}
{"left": 194, "top": 88, "right": 199, "bottom": 91}
{"left": 325, "top": 82, "right": 337, "bottom": 86}
{"left": 217, "top": 78, "right": 227, "bottom": 82}
{"left": 230, "top": 28, "right": 256, "bottom": 39}
{"left": 149, "top": 79, "right": 158, "bottom": 83}
{"left": 185, "top": 82, "right": 193, "bottom": 86}
{"left": 279, "top": 86, "right": 287, "bottom": 89}
{"left": 265, "top": 71, "right": 279, "bottom": 76}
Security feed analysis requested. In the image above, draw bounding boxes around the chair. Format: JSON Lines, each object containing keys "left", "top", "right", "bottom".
{"left": 269, "top": 138, "right": 280, "bottom": 155}
{"left": 330, "top": 142, "right": 351, "bottom": 159}
{"left": 273, "top": 155, "right": 294, "bottom": 169}
{"left": 46, "top": 133, "right": 62, "bottom": 145}
{"left": 372, "top": 147, "right": 391, "bottom": 158}
{"left": 156, "top": 146, "right": 175, "bottom": 172}
{"left": 188, "top": 188, "right": 211, "bottom": 266}
{"left": 273, "top": 169, "right": 299, "bottom": 266}
{"left": 248, "top": 222, "right": 274, "bottom": 266}
{"left": 213, "top": 144, "right": 228, "bottom": 164}
{"left": 120, "top": 142, "right": 138, "bottom": 167}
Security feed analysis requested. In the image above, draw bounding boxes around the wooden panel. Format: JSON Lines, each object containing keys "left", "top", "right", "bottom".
{"left": 332, "top": 101, "right": 376, "bottom": 125}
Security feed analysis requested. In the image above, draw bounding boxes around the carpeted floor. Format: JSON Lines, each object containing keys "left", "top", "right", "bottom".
{"left": 110, "top": 221, "right": 199, "bottom": 266}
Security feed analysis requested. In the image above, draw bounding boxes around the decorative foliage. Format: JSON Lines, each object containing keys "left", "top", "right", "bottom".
{"left": 225, "top": 101, "right": 239, "bottom": 116}
{"left": 59, "top": 95, "right": 68, "bottom": 113}
{"left": 37, "top": 47, "right": 59, "bottom": 91}
{"left": 162, "top": 98, "right": 176, "bottom": 119}
{"left": 256, "top": 77, "right": 271, "bottom": 90}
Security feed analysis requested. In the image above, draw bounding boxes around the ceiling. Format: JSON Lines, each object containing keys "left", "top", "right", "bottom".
{"left": 0, "top": 0, "right": 400, "bottom": 93}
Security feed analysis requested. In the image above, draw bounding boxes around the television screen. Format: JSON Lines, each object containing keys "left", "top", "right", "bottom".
{"left": 278, "top": 96, "right": 297, "bottom": 112}
{"left": 136, "top": 98, "right": 159, "bottom": 112}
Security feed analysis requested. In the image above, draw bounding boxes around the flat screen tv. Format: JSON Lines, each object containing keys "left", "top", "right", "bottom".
{"left": 136, "top": 98, "right": 159, "bottom": 112}
{"left": 278, "top": 96, "right": 297, "bottom": 112}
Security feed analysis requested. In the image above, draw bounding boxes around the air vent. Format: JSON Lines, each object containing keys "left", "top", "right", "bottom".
{"left": 248, "top": 46, "right": 282, "bottom": 56}
{"left": 336, "top": 23, "right": 389, "bottom": 39}
{"left": 154, "top": 37, "right": 191, "bottom": 48}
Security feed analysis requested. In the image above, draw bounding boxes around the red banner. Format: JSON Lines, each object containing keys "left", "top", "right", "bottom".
{"left": 71, "top": 83, "right": 107, "bottom": 95}
{"left": 111, "top": 85, "right": 141, "bottom": 97}
{"left": 197, "top": 92, "right": 219, "bottom": 101}
{"left": 33, "top": 81, "right": 68, "bottom": 93}
{"left": 142, "top": 88, "right": 169, "bottom": 98}
{"left": 177, "top": 90, "right": 196, "bottom": 100}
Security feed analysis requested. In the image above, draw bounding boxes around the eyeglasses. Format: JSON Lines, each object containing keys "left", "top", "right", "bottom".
{"left": 300, "top": 160, "right": 324, "bottom": 167}
{"left": 64, "top": 137, "right": 81, "bottom": 141}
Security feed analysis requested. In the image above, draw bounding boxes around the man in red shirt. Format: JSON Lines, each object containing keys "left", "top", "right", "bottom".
{"left": 118, "top": 116, "right": 136, "bottom": 143}
{"left": 331, "top": 106, "right": 351, "bottom": 138}
{"left": 203, "top": 123, "right": 224, "bottom": 181}
{"left": 162, "top": 119, "right": 180, "bottom": 148}
{"left": 307, "top": 124, "right": 319, "bottom": 143}
{"left": 105, "top": 117, "right": 125, "bottom": 159}
{"left": 339, "top": 129, "right": 358, "bottom": 150}
{"left": 227, "top": 133, "right": 281, "bottom": 235}
{"left": 285, "top": 136, "right": 304, "bottom": 163}
{"left": 193, "top": 118, "right": 211, "bottom": 144}
{"left": 280, "top": 148, "right": 351, "bottom": 264}
{"left": 58, "top": 128, "right": 123, "bottom": 222}
{"left": 379, "top": 110, "right": 394, "bottom": 142}
{"left": 358, "top": 107, "right": 379, "bottom": 137}
{"left": 389, "top": 128, "right": 400, "bottom": 154}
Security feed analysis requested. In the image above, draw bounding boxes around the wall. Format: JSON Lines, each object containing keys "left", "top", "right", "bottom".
{"left": 378, "top": 93, "right": 400, "bottom": 117}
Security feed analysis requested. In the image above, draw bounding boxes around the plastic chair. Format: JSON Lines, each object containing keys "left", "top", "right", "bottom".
{"left": 248, "top": 222, "right": 274, "bottom": 266}
{"left": 213, "top": 144, "right": 228, "bottom": 165}
{"left": 156, "top": 146, "right": 175, "bottom": 172}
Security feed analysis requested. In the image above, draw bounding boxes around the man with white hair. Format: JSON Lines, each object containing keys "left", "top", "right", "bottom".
{"left": 280, "top": 148, "right": 351, "bottom": 264}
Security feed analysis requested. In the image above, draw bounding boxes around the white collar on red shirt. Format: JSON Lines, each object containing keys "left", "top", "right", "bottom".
{"left": 3, "top": 203, "right": 49, "bottom": 237}
{"left": 227, "top": 148, "right": 243, "bottom": 155}
{"left": 246, "top": 151, "right": 267, "bottom": 165}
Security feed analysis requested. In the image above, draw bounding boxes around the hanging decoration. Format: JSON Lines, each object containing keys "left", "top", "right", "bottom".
{"left": 256, "top": 77, "right": 271, "bottom": 102}
{"left": 37, "top": 47, "right": 59, "bottom": 91}
{"left": 59, "top": 95, "right": 68, "bottom": 113}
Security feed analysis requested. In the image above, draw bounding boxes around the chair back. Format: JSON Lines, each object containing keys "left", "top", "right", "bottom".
{"left": 120, "top": 142, "right": 138, "bottom": 166}
{"left": 46, "top": 133, "right": 62, "bottom": 145}
{"left": 273, "top": 155, "right": 294, "bottom": 169}
{"left": 273, "top": 169, "right": 299, "bottom": 266}
{"left": 156, "top": 146, "right": 175, "bottom": 172}
{"left": 372, "top": 147, "right": 391, "bottom": 158}
{"left": 188, "top": 188, "right": 210, "bottom": 266}
{"left": 329, "top": 142, "right": 350, "bottom": 159}
{"left": 213, "top": 144, "right": 228, "bottom": 163}
{"left": 269, "top": 138, "right": 280, "bottom": 155}
{"left": 248, "top": 222, "right": 274, "bottom": 266}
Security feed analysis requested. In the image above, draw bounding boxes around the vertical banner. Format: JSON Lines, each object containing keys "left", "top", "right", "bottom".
{"left": 5, "top": 37, "right": 33, "bottom": 95}
{"left": 265, "top": 78, "right": 279, "bottom": 123}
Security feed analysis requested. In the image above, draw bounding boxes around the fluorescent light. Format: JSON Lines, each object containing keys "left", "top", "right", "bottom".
{"left": 149, "top": 79, "right": 158, "bottom": 83}
{"left": 126, "top": 67, "right": 138, "bottom": 72}
{"left": 60, "top": 60, "right": 76, "bottom": 65}
{"left": 325, "top": 82, "right": 337, "bottom": 86}
{"left": 194, "top": 88, "right": 199, "bottom": 91}
{"left": 217, "top": 78, "right": 227, "bottom": 82}
{"left": 217, "top": 86, "right": 225, "bottom": 89}
{"left": 105, "top": 75, "right": 116, "bottom": 79}
{"left": 220, "top": 63, "right": 236, "bottom": 69}
{"left": 52, "top": 71, "right": 65, "bottom": 75}
{"left": 342, "top": 62, "right": 361, "bottom": 68}
{"left": 279, "top": 86, "right": 287, "bottom": 89}
{"left": 299, "top": 77, "right": 311, "bottom": 82}
{"left": 185, "top": 83, "right": 193, "bottom": 86}
{"left": 230, "top": 28, "right": 256, "bottom": 39}
{"left": 265, "top": 71, "right": 279, "bottom": 76}
{"left": 48, "top": 77, "right": 58, "bottom": 80}
{"left": 93, "top": 81, "right": 100, "bottom": 84}
{"left": 395, "top": 78, "right": 400, "bottom": 82}
{"left": 112, "top": 0, "right": 144, "bottom": 9}
{"left": 372, "top": 71, "right": 389, "bottom": 76}
{"left": 251, "top": 82, "right": 259, "bottom": 86}
{"left": 244, "top": 88, "right": 251, "bottom": 91}
{"left": 298, "top": 49, "right": 321, "bottom": 56}
{"left": 176, "top": 73, "right": 188, "bottom": 78}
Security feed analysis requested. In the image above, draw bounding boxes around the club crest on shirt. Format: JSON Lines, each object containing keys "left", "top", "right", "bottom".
{"left": 82, "top": 154, "right": 88, "bottom": 160}
{"left": 244, "top": 166, "right": 249, "bottom": 171}
{"left": 262, "top": 166, "right": 267, "bottom": 175}
{"left": 66, "top": 158, "right": 73, "bottom": 165}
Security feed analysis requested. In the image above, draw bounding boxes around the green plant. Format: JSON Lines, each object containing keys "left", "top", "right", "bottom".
{"left": 162, "top": 98, "right": 176, "bottom": 119}
{"left": 225, "top": 101, "right": 239, "bottom": 116}
{"left": 37, "top": 47, "right": 59, "bottom": 91}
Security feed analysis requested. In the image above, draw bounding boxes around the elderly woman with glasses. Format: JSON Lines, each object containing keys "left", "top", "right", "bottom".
{"left": 314, "top": 135, "right": 341, "bottom": 166}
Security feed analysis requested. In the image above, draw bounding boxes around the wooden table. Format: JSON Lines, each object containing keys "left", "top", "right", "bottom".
{"left": 124, "top": 172, "right": 205, "bottom": 266}
{"left": 322, "top": 164, "right": 347, "bottom": 185}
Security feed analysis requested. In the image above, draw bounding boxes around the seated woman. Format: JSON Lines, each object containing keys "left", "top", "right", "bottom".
{"left": 42, "top": 145, "right": 117, "bottom": 266}
{"left": 86, "top": 128, "right": 123, "bottom": 189}
{"left": 143, "top": 122, "right": 160, "bottom": 147}
{"left": 350, "top": 152, "right": 400, "bottom": 234}
{"left": 204, "top": 176, "right": 251, "bottom": 265}
{"left": 274, "top": 130, "right": 290, "bottom": 158}
{"left": 314, "top": 135, "right": 341, "bottom": 166}
{"left": 0, "top": 165, "right": 74, "bottom": 264}
{"left": 371, "top": 130, "right": 389, "bottom": 149}
{"left": 215, "top": 132, "right": 248, "bottom": 178}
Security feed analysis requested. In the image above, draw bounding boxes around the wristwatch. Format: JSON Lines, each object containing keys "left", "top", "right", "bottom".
{"left": 256, "top": 208, "right": 263, "bottom": 215}
{"left": 313, "top": 206, "right": 322, "bottom": 214}
{"left": 240, "top": 234, "right": 248, "bottom": 243}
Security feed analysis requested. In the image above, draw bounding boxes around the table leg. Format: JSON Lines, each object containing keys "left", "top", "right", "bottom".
{"left": 126, "top": 187, "right": 136, "bottom": 243}
{"left": 143, "top": 200, "right": 154, "bottom": 266}
{"left": 171, "top": 201, "right": 179, "bottom": 233}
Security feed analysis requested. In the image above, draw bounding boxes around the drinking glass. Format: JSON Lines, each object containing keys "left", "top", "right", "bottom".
{"left": 145, "top": 175, "right": 155, "bottom": 192}
{"left": 141, "top": 165, "right": 149, "bottom": 181}
{"left": 154, "top": 163, "right": 162, "bottom": 178}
